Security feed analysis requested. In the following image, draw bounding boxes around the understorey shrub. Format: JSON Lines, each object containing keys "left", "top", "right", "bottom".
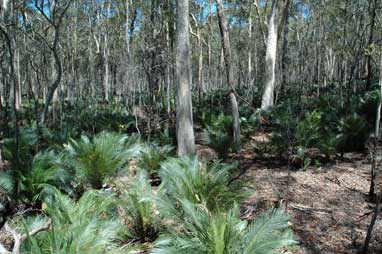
{"left": 152, "top": 201, "right": 296, "bottom": 254}
{"left": 158, "top": 157, "right": 248, "bottom": 212}
{"left": 66, "top": 132, "right": 141, "bottom": 189}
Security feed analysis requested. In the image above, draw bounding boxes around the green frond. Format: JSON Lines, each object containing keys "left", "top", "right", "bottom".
{"left": 66, "top": 131, "right": 141, "bottom": 189}
{"left": 0, "top": 171, "right": 15, "bottom": 195}
{"left": 152, "top": 202, "right": 296, "bottom": 254}
{"left": 23, "top": 150, "right": 72, "bottom": 202}
{"left": 22, "top": 188, "right": 121, "bottom": 254}
{"left": 242, "top": 209, "right": 297, "bottom": 254}
{"left": 121, "top": 171, "right": 159, "bottom": 242}
{"left": 159, "top": 157, "right": 248, "bottom": 212}
{"left": 138, "top": 143, "right": 174, "bottom": 177}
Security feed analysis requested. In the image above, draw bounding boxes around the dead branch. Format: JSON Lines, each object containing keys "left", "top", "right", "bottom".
{"left": 0, "top": 218, "right": 51, "bottom": 254}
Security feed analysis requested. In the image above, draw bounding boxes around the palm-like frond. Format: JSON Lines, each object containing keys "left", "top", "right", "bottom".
{"left": 138, "top": 143, "right": 173, "bottom": 178}
{"left": 201, "top": 127, "right": 233, "bottom": 157}
{"left": 121, "top": 172, "right": 159, "bottom": 242}
{"left": 2, "top": 123, "right": 39, "bottom": 173}
{"left": 152, "top": 201, "right": 296, "bottom": 254}
{"left": 0, "top": 171, "right": 14, "bottom": 195}
{"left": 22, "top": 150, "right": 72, "bottom": 202}
{"left": 159, "top": 157, "right": 248, "bottom": 212}
{"left": 242, "top": 209, "right": 297, "bottom": 254}
{"left": 66, "top": 132, "right": 141, "bottom": 189}
{"left": 22, "top": 188, "right": 121, "bottom": 254}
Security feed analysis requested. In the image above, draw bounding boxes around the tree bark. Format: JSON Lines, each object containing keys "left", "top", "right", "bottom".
{"left": 280, "top": 0, "right": 291, "bottom": 93}
{"left": 365, "top": 0, "right": 377, "bottom": 91}
{"left": 216, "top": 0, "right": 241, "bottom": 151}
{"left": 175, "top": 0, "right": 195, "bottom": 156}
{"left": 261, "top": 0, "right": 279, "bottom": 109}
{"left": 41, "top": 1, "right": 72, "bottom": 123}
{"left": 369, "top": 54, "right": 382, "bottom": 198}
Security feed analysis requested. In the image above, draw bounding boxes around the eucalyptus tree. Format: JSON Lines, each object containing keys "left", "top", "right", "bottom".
{"left": 261, "top": 0, "right": 279, "bottom": 109}
{"left": 30, "top": 0, "right": 73, "bottom": 123}
{"left": 175, "top": 0, "right": 195, "bottom": 156}
{"left": 216, "top": 0, "right": 241, "bottom": 151}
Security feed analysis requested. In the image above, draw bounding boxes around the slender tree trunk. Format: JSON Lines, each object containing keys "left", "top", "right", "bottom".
{"left": 280, "top": 0, "right": 290, "bottom": 94}
{"left": 41, "top": 1, "right": 72, "bottom": 123}
{"left": 216, "top": 0, "right": 241, "bottom": 151}
{"left": 364, "top": 56, "right": 382, "bottom": 252}
{"left": 175, "top": 0, "right": 195, "bottom": 156}
{"left": 248, "top": 6, "right": 253, "bottom": 87}
{"left": 365, "top": 0, "right": 377, "bottom": 91}
{"left": 103, "top": 3, "right": 111, "bottom": 102}
{"left": 261, "top": 0, "right": 279, "bottom": 109}
{"left": 369, "top": 54, "right": 382, "bottom": 198}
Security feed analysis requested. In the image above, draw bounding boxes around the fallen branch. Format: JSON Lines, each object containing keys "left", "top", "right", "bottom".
{"left": 0, "top": 218, "right": 51, "bottom": 254}
{"left": 290, "top": 203, "right": 333, "bottom": 215}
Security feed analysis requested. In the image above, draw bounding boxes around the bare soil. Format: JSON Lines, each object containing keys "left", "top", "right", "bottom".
{"left": 236, "top": 132, "right": 382, "bottom": 254}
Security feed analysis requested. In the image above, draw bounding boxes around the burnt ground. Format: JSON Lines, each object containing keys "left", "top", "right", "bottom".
{"left": 235, "top": 132, "right": 382, "bottom": 254}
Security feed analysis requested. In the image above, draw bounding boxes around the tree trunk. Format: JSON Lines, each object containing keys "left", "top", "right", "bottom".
{"left": 175, "top": 0, "right": 195, "bottom": 156}
{"left": 261, "top": 0, "right": 279, "bottom": 109}
{"left": 103, "top": 3, "right": 111, "bottom": 101}
{"left": 41, "top": 1, "right": 72, "bottom": 123}
{"left": 280, "top": 0, "right": 291, "bottom": 93}
{"left": 369, "top": 54, "right": 382, "bottom": 198}
{"left": 365, "top": 0, "right": 377, "bottom": 91}
{"left": 216, "top": 0, "right": 241, "bottom": 151}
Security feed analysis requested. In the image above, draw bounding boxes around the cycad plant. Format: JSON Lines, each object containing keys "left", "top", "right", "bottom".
{"left": 158, "top": 157, "right": 248, "bottom": 212}
{"left": 336, "top": 113, "right": 370, "bottom": 152}
{"left": 202, "top": 127, "right": 234, "bottom": 157}
{"left": 66, "top": 132, "right": 140, "bottom": 189}
{"left": 121, "top": 172, "right": 159, "bottom": 243}
{"left": 138, "top": 143, "right": 173, "bottom": 180}
{"left": 2, "top": 123, "right": 39, "bottom": 173}
{"left": 0, "top": 150, "right": 72, "bottom": 204}
{"left": 201, "top": 113, "right": 235, "bottom": 157}
{"left": 21, "top": 188, "right": 121, "bottom": 254}
{"left": 22, "top": 150, "right": 72, "bottom": 203}
{"left": 152, "top": 201, "right": 296, "bottom": 254}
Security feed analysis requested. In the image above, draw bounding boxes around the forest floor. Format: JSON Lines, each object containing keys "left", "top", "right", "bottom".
{"left": 233, "top": 131, "right": 382, "bottom": 254}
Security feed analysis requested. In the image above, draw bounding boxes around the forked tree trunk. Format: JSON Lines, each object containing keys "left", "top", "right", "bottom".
{"left": 216, "top": 0, "right": 241, "bottom": 151}
{"left": 261, "top": 0, "right": 279, "bottom": 109}
{"left": 175, "top": 0, "right": 195, "bottom": 156}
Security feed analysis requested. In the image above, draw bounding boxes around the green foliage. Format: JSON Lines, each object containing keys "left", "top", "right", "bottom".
{"left": 22, "top": 188, "right": 121, "bottom": 254}
{"left": 199, "top": 111, "right": 236, "bottom": 157}
{"left": 138, "top": 143, "right": 174, "bottom": 178}
{"left": 21, "top": 150, "right": 72, "bottom": 203}
{"left": 2, "top": 123, "right": 39, "bottom": 172}
{"left": 1, "top": 148, "right": 72, "bottom": 204}
{"left": 152, "top": 127, "right": 177, "bottom": 146}
{"left": 270, "top": 104, "right": 298, "bottom": 156}
{"left": 158, "top": 157, "right": 248, "bottom": 212}
{"left": 0, "top": 171, "right": 14, "bottom": 196}
{"left": 66, "top": 132, "right": 141, "bottom": 189}
{"left": 336, "top": 113, "right": 369, "bottom": 152}
{"left": 152, "top": 201, "right": 296, "bottom": 254}
{"left": 121, "top": 172, "right": 159, "bottom": 242}
{"left": 63, "top": 100, "right": 136, "bottom": 135}
{"left": 296, "top": 111, "right": 322, "bottom": 148}
{"left": 202, "top": 127, "right": 234, "bottom": 157}
{"left": 240, "top": 114, "right": 261, "bottom": 137}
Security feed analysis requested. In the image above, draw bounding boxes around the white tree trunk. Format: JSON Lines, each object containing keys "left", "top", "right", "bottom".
{"left": 175, "top": 0, "right": 195, "bottom": 156}
{"left": 261, "top": 0, "right": 279, "bottom": 109}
